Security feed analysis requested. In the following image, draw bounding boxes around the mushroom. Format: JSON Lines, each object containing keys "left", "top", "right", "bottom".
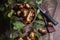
{"left": 38, "top": 28, "right": 47, "bottom": 34}
{"left": 27, "top": 37, "right": 31, "bottom": 40}
{"left": 23, "top": 9, "right": 28, "bottom": 16}
{"left": 19, "top": 4, "right": 24, "bottom": 8}
{"left": 18, "top": 37, "right": 23, "bottom": 40}
{"left": 29, "top": 32, "right": 35, "bottom": 38}
{"left": 29, "top": 32, "right": 36, "bottom": 40}
{"left": 17, "top": 10, "right": 21, "bottom": 16}
{"left": 26, "top": 4, "right": 30, "bottom": 8}
{"left": 26, "top": 11, "right": 34, "bottom": 23}
{"left": 14, "top": 3, "right": 35, "bottom": 24}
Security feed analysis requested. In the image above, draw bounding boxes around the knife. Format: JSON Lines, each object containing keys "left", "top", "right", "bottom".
{"left": 36, "top": 0, "right": 58, "bottom": 25}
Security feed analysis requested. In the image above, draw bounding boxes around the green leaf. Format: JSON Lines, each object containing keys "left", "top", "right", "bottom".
{"left": 8, "top": 10, "right": 14, "bottom": 18}
{"left": 0, "top": 6, "right": 5, "bottom": 12}
{"left": 37, "top": 9, "right": 40, "bottom": 14}
{"left": 13, "top": 21, "right": 25, "bottom": 31}
{"left": 24, "top": 0, "right": 29, "bottom": 3}
{"left": 37, "top": 9, "right": 43, "bottom": 20}
{"left": 19, "top": 31, "right": 22, "bottom": 37}
{"left": 36, "top": 0, "right": 43, "bottom": 4}
{"left": 37, "top": 14, "right": 43, "bottom": 20}
{"left": 5, "top": 3, "right": 9, "bottom": 7}
{"left": 10, "top": 33, "right": 13, "bottom": 38}
{"left": 35, "top": 34, "right": 40, "bottom": 39}
{"left": 34, "top": 21, "right": 45, "bottom": 27}
{"left": 34, "top": 29, "right": 40, "bottom": 39}
{"left": 16, "top": 0, "right": 21, "bottom": 3}
{"left": 12, "top": 21, "right": 25, "bottom": 37}
{"left": 8, "top": 0, "right": 14, "bottom": 4}
{"left": 29, "top": 1, "right": 36, "bottom": 7}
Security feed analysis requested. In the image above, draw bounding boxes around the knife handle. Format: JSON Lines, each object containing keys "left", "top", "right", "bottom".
{"left": 43, "top": 12, "right": 58, "bottom": 25}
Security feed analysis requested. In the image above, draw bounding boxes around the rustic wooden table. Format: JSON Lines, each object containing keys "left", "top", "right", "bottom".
{"left": 42, "top": 0, "right": 58, "bottom": 40}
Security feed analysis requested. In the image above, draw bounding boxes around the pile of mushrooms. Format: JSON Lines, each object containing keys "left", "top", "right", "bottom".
{"left": 13, "top": 3, "right": 35, "bottom": 25}
{"left": 13, "top": 3, "right": 47, "bottom": 40}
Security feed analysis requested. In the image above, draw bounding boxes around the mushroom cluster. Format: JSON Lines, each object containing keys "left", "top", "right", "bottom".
{"left": 13, "top": 3, "right": 35, "bottom": 25}
{"left": 18, "top": 31, "right": 38, "bottom": 40}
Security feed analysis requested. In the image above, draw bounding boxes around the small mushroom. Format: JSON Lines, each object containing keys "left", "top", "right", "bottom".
{"left": 27, "top": 37, "right": 31, "bottom": 40}
{"left": 19, "top": 4, "right": 24, "bottom": 8}
{"left": 29, "top": 32, "right": 35, "bottom": 38}
{"left": 23, "top": 9, "right": 28, "bottom": 16}
{"left": 17, "top": 10, "right": 21, "bottom": 16}
{"left": 26, "top": 4, "right": 30, "bottom": 8}
{"left": 29, "top": 32, "right": 35, "bottom": 40}
{"left": 18, "top": 37, "right": 23, "bottom": 40}
{"left": 26, "top": 11, "right": 33, "bottom": 23}
{"left": 38, "top": 28, "right": 47, "bottom": 34}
